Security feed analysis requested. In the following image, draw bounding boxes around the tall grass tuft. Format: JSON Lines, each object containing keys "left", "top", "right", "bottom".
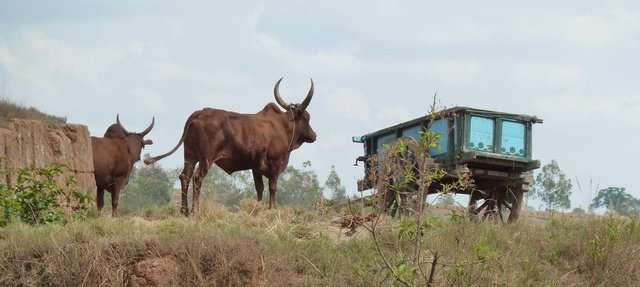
{"left": 0, "top": 98, "right": 65, "bottom": 126}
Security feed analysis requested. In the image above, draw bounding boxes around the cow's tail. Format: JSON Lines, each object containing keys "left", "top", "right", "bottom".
{"left": 144, "top": 119, "right": 191, "bottom": 165}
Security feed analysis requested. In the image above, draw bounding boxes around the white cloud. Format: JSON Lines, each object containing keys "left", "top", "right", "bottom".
{"left": 2, "top": 0, "right": 640, "bottom": 200}
{"left": 0, "top": 44, "right": 16, "bottom": 66}
{"left": 323, "top": 88, "right": 370, "bottom": 121}
{"left": 376, "top": 106, "right": 412, "bottom": 126}
{"left": 126, "top": 87, "right": 165, "bottom": 115}
{"left": 511, "top": 62, "right": 585, "bottom": 87}
{"left": 564, "top": 8, "right": 640, "bottom": 47}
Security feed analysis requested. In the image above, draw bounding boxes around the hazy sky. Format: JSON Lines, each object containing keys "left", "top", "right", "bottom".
{"left": 1, "top": 1, "right": 639, "bottom": 209}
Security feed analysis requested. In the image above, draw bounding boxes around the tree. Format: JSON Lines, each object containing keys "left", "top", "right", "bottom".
{"left": 533, "top": 160, "right": 572, "bottom": 211}
{"left": 120, "top": 160, "right": 172, "bottom": 210}
{"left": 324, "top": 165, "right": 347, "bottom": 203}
{"left": 186, "top": 161, "right": 324, "bottom": 209}
{"left": 200, "top": 167, "right": 253, "bottom": 208}
{"left": 590, "top": 187, "right": 640, "bottom": 216}
{"left": 276, "top": 161, "right": 323, "bottom": 207}
{"left": 571, "top": 207, "right": 586, "bottom": 215}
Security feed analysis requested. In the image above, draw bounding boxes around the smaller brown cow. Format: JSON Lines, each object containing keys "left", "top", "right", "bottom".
{"left": 92, "top": 115, "right": 154, "bottom": 216}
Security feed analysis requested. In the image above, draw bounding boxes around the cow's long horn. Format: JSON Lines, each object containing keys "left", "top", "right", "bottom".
{"left": 300, "top": 78, "right": 314, "bottom": 110}
{"left": 274, "top": 77, "right": 290, "bottom": 110}
{"left": 140, "top": 117, "right": 155, "bottom": 136}
{"left": 116, "top": 114, "right": 130, "bottom": 134}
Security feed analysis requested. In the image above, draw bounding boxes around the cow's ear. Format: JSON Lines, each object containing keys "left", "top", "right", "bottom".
{"left": 143, "top": 139, "right": 153, "bottom": 145}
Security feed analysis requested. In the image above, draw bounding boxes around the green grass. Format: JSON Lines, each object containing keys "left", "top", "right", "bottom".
{"left": 0, "top": 201, "right": 639, "bottom": 286}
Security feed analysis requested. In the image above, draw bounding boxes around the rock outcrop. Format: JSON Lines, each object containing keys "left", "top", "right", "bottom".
{"left": 130, "top": 256, "right": 178, "bottom": 287}
{"left": 0, "top": 119, "right": 96, "bottom": 195}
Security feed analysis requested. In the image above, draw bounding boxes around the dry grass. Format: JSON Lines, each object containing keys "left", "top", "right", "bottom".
{"left": 0, "top": 202, "right": 638, "bottom": 286}
{"left": 0, "top": 98, "right": 65, "bottom": 126}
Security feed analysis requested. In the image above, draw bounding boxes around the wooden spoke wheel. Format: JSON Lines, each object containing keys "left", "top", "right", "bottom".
{"left": 468, "top": 185, "right": 523, "bottom": 223}
{"left": 376, "top": 137, "right": 424, "bottom": 218}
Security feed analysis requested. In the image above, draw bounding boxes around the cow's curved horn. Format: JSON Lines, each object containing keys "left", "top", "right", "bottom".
{"left": 116, "top": 114, "right": 130, "bottom": 134}
{"left": 274, "top": 77, "right": 290, "bottom": 110}
{"left": 140, "top": 117, "right": 155, "bottom": 136}
{"left": 300, "top": 78, "right": 314, "bottom": 110}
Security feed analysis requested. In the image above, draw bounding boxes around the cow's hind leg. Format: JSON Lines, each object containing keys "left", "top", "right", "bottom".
{"left": 192, "top": 160, "right": 210, "bottom": 214}
{"left": 268, "top": 176, "right": 278, "bottom": 209}
{"left": 179, "top": 160, "right": 197, "bottom": 216}
{"left": 252, "top": 169, "right": 264, "bottom": 201}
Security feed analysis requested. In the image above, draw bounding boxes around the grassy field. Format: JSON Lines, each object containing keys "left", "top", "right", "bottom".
{"left": 1, "top": 200, "right": 639, "bottom": 287}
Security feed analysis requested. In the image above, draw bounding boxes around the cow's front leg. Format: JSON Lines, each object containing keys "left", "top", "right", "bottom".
{"left": 252, "top": 169, "right": 264, "bottom": 201}
{"left": 96, "top": 189, "right": 105, "bottom": 213}
{"left": 268, "top": 176, "right": 278, "bottom": 209}
{"left": 110, "top": 178, "right": 128, "bottom": 217}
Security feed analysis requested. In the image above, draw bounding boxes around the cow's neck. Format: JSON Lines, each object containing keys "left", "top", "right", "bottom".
{"left": 279, "top": 112, "right": 301, "bottom": 152}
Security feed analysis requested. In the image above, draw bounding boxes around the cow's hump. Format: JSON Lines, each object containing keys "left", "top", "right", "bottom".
{"left": 104, "top": 124, "right": 127, "bottom": 139}
{"left": 259, "top": 103, "right": 284, "bottom": 114}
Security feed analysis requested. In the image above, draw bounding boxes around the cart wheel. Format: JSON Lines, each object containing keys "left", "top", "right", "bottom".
{"left": 376, "top": 137, "right": 422, "bottom": 218}
{"left": 506, "top": 187, "right": 523, "bottom": 223}
{"left": 468, "top": 187, "right": 522, "bottom": 224}
{"left": 468, "top": 189, "right": 499, "bottom": 222}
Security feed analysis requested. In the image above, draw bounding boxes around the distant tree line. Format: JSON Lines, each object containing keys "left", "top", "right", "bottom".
{"left": 118, "top": 156, "right": 348, "bottom": 211}
{"left": 118, "top": 155, "right": 640, "bottom": 217}
{"left": 528, "top": 160, "right": 640, "bottom": 216}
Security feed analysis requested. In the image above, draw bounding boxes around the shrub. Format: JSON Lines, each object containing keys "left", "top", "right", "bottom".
{"left": 0, "top": 163, "right": 93, "bottom": 226}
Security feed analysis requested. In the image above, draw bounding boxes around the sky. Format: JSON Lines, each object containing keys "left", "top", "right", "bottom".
{"left": 1, "top": 1, "right": 639, "bottom": 209}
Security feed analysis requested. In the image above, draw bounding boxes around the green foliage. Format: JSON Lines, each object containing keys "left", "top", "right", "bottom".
{"left": 391, "top": 263, "right": 417, "bottom": 283}
{"left": 324, "top": 165, "right": 347, "bottom": 203}
{"left": 0, "top": 181, "right": 18, "bottom": 226}
{"left": 448, "top": 209, "right": 466, "bottom": 224}
{"left": 120, "top": 161, "right": 172, "bottom": 210}
{"left": 276, "top": 161, "right": 323, "bottom": 208}
{"left": 398, "top": 218, "right": 420, "bottom": 241}
{"left": 13, "top": 164, "right": 66, "bottom": 224}
{"left": 397, "top": 216, "right": 440, "bottom": 241}
{"left": 533, "top": 160, "right": 573, "bottom": 210}
{"left": 590, "top": 187, "right": 640, "bottom": 216}
{"left": 473, "top": 236, "right": 497, "bottom": 263}
{"left": 2, "top": 206, "right": 640, "bottom": 286}
{"left": 197, "top": 161, "right": 326, "bottom": 209}
{"left": 367, "top": 107, "right": 475, "bottom": 286}
{"left": 0, "top": 163, "right": 92, "bottom": 226}
{"left": 572, "top": 207, "right": 586, "bottom": 215}
{"left": 199, "top": 167, "right": 253, "bottom": 209}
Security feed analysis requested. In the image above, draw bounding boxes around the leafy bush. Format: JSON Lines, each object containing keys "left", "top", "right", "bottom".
{"left": 0, "top": 163, "right": 92, "bottom": 226}
{"left": 0, "top": 181, "right": 18, "bottom": 226}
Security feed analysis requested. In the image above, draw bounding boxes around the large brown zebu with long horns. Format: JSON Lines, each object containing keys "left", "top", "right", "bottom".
{"left": 144, "top": 78, "right": 317, "bottom": 216}
{"left": 92, "top": 115, "right": 154, "bottom": 216}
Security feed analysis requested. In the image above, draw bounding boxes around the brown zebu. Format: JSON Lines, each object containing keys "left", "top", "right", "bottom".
{"left": 92, "top": 115, "right": 154, "bottom": 216}
{"left": 144, "top": 78, "right": 316, "bottom": 215}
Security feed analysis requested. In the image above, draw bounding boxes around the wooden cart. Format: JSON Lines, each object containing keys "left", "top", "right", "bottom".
{"left": 353, "top": 107, "right": 543, "bottom": 223}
